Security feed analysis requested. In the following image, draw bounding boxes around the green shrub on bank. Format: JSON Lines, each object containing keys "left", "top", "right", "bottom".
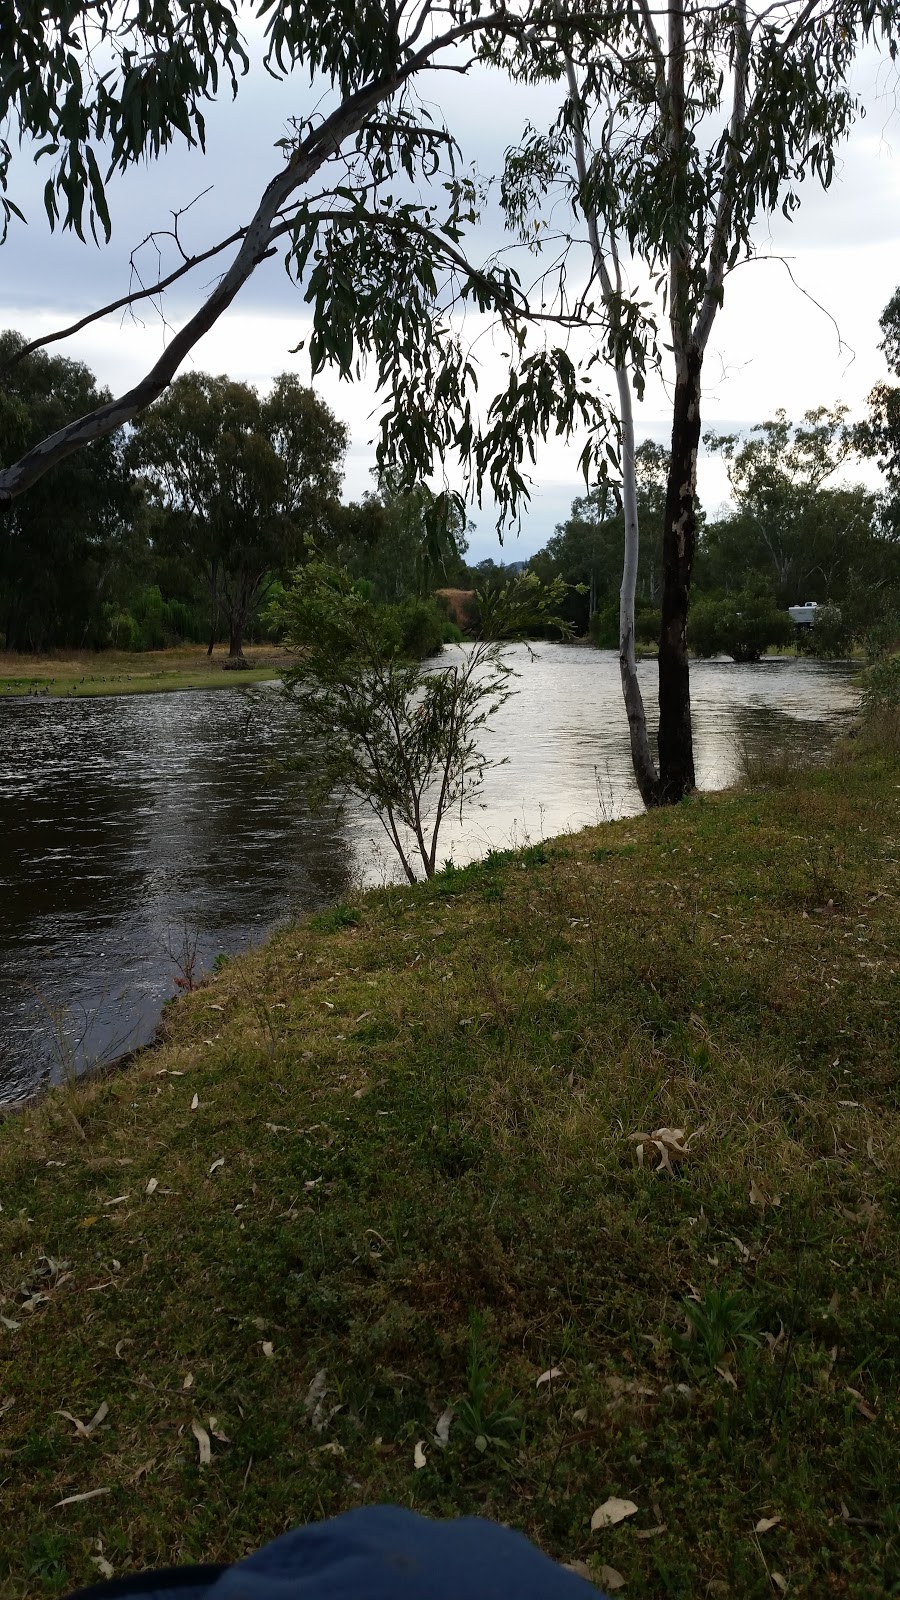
{"left": 689, "top": 589, "right": 792, "bottom": 662}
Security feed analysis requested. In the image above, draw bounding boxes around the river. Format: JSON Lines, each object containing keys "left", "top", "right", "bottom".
{"left": 0, "top": 646, "right": 859, "bottom": 1102}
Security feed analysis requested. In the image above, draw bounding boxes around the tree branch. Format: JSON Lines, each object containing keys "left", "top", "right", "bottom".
{"left": 693, "top": 0, "right": 750, "bottom": 353}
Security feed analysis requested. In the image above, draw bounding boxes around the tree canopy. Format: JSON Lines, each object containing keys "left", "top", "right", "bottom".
{"left": 129, "top": 372, "right": 346, "bottom": 661}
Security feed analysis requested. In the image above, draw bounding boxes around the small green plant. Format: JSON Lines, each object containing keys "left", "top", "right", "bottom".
{"left": 673, "top": 1287, "right": 758, "bottom": 1367}
{"left": 274, "top": 558, "right": 571, "bottom": 883}
{"left": 310, "top": 903, "right": 360, "bottom": 932}
{"left": 454, "top": 1313, "right": 521, "bottom": 1454}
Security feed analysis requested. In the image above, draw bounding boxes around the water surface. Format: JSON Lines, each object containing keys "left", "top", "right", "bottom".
{"left": 0, "top": 647, "right": 858, "bottom": 1101}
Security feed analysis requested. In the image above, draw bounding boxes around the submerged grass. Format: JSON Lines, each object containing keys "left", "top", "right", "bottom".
{"left": 1, "top": 743, "right": 899, "bottom": 1597}
{"left": 0, "top": 645, "right": 293, "bottom": 698}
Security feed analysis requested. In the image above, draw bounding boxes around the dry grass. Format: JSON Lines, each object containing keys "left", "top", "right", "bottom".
{"left": 0, "top": 645, "right": 294, "bottom": 698}
{"left": 1, "top": 746, "right": 899, "bottom": 1596}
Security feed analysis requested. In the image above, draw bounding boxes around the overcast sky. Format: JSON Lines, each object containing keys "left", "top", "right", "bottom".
{"left": 2, "top": 32, "right": 899, "bottom": 562}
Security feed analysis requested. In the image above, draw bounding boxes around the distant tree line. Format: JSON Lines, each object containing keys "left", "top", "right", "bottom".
{"left": 528, "top": 395, "right": 900, "bottom": 663}
{"left": 0, "top": 332, "right": 469, "bottom": 659}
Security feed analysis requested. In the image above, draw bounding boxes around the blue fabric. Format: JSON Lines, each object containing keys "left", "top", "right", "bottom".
{"left": 213, "top": 1507, "right": 601, "bottom": 1598}
{"left": 66, "top": 1508, "right": 603, "bottom": 1599}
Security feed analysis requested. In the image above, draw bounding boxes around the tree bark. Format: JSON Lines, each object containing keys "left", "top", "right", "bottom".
{"left": 616, "top": 363, "right": 662, "bottom": 808}
{"left": 226, "top": 610, "right": 249, "bottom": 667}
{"left": 657, "top": 343, "right": 703, "bottom": 802}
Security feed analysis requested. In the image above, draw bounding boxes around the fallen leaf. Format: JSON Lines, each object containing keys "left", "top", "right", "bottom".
{"left": 115, "top": 1339, "right": 133, "bottom": 1359}
{"left": 413, "top": 1439, "right": 427, "bottom": 1470}
{"left": 846, "top": 1387, "right": 877, "bottom": 1421}
{"left": 304, "top": 1369, "right": 328, "bottom": 1432}
{"left": 56, "top": 1401, "right": 109, "bottom": 1439}
{"left": 317, "top": 1440, "right": 344, "bottom": 1456}
{"left": 434, "top": 1407, "right": 454, "bottom": 1448}
{"left": 261, "top": 1341, "right": 274, "bottom": 1359}
{"left": 1, "top": 1315, "right": 21, "bottom": 1331}
{"left": 630, "top": 1126, "right": 694, "bottom": 1175}
{"left": 53, "top": 1487, "right": 110, "bottom": 1509}
{"left": 208, "top": 1157, "right": 225, "bottom": 1175}
{"left": 715, "top": 1365, "right": 738, "bottom": 1390}
{"left": 591, "top": 1498, "right": 639, "bottom": 1531}
{"left": 191, "top": 1419, "right": 211, "bottom": 1467}
{"left": 562, "top": 1561, "right": 594, "bottom": 1581}
{"left": 145, "top": 1178, "right": 158, "bottom": 1196}
{"left": 103, "top": 1194, "right": 130, "bottom": 1207}
{"left": 771, "top": 1576, "right": 789, "bottom": 1594}
{"left": 90, "top": 1556, "right": 114, "bottom": 1580}
{"left": 634, "top": 1526, "right": 666, "bottom": 1540}
{"left": 208, "top": 1417, "right": 230, "bottom": 1443}
{"left": 599, "top": 1565, "right": 626, "bottom": 1592}
{"left": 749, "top": 1178, "right": 768, "bottom": 1209}
{"left": 755, "top": 1517, "right": 782, "bottom": 1534}
{"left": 536, "top": 1367, "right": 563, "bottom": 1387}
{"left": 572, "top": 1407, "right": 588, "bottom": 1422}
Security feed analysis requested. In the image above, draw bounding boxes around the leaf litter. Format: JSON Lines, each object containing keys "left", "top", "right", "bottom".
{"left": 591, "top": 1498, "right": 639, "bottom": 1531}
{"left": 56, "top": 1401, "right": 109, "bottom": 1439}
{"left": 191, "top": 1419, "right": 212, "bottom": 1467}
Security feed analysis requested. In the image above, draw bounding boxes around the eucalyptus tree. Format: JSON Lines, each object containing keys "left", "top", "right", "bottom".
{"left": 0, "top": 0, "right": 613, "bottom": 515}
{"left": 130, "top": 372, "right": 346, "bottom": 662}
{"left": 500, "top": 0, "right": 896, "bottom": 803}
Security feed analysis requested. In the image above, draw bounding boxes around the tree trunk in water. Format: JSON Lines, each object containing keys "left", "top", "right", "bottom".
{"left": 657, "top": 345, "right": 703, "bottom": 803}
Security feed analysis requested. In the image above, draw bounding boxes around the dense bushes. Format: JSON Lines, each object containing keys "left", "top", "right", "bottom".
{"left": 689, "top": 590, "right": 793, "bottom": 662}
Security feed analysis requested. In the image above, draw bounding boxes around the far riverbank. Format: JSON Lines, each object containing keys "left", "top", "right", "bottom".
{"left": 0, "top": 643, "right": 293, "bottom": 699}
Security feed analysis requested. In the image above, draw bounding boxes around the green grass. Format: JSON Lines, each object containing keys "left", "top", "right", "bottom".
{"left": 1, "top": 742, "right": 900, "bottom": 1596}
{"left": 0, "top": 645, "right": 293, "bottom": 698}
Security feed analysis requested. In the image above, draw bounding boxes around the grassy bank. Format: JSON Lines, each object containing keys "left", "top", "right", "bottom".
{"left": 0, "top": 645, "right": 294, "bottom": 698}
{"left": 1, "top": 743, "right": 899, "bottom": 1597}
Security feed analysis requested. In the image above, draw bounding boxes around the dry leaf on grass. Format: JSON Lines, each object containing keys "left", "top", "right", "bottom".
{"left": 754, "top": 1517, "right": 782, "bottom": 1534}
{"left": 103, "top": 1194, "right": 130, "bottom": 1207}
{"left": 145, "top": 1179, "right": 158, "bottom": 1196}
{"left": 1, "top": 1315, "right": 21, "bottom": 1331}
{"left": 434, "top": 1407, "right": 454, "bottom": 1448}
{"left": 191, "top": 1419, "right": 211, "bottom": 1467}
{"left": 304, "top": 1369, "right": 329, "bottom": 1432}
{"left": 715, "top": 1365, "right": 738, "bottom": 1391}
{"left": 53, "top": 1487, "right": 110, "bottom": 1509}
{"left": 208, "top": 1417, "right": 230, "bottom": 1442}
{"left": 90, "top": 1556, "right": 114, "bottom": 1580}
{"left": 190, "top": 1094, "right": 199, "bottom": 1111}
{"left": 846, "top": 1387, "right": 878, "bottom": 1421}
{"left": 536, "top": 1367, "right": 564, "bottom": 1387}
{"left": 599, "top": 1565, "right": 626, "bottom": 1592}
{"left": 208, "top": 1157, "right": 225, "bottom": 1175}
{"left": 182, "top": 1373, "right": 194, "bottom": 1390}
{"left": 261, "top": 1341, "right": 275, "bottom": 1359}
{"left": 771, "top": 1576, "right": 789, "bottom": 1593}
{"left": 591, "top": 1498, "right": 639, "bottom": 1531}
{"left": 56, "top": 1401, "right": 108, "bottom": 1439}
{"left": 629, "top": 1127, "right": 694, "bottom": 1174}
{"left": 413, "top": 1440, "right": 427, "bottom": 1469}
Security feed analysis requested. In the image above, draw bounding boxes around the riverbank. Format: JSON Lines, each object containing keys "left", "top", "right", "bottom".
{"left": 0, "top": 644, "right": 294, "bottom": 698}
{"left": 2, "top": 738, "right": 899, "bottom": 1597}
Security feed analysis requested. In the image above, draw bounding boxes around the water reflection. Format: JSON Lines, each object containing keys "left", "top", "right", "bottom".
{"left": 0, "top": 648, "right": 858, "bottom": 1100}
{"left": 0, "top": 692, "right": 351, "bottom": 1101}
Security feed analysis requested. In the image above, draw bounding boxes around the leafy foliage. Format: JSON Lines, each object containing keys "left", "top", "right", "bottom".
{"left": 130, "top": 372, "right": 346, "bottom": 659}
{"left": 689, "top": 589, "right": 792, "bottom": 663}
{"left": 0, "top": 330, "right": 135, "bottom": 649}
{"left": 273, "top": 559, "right": 570, "bottom": 882}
